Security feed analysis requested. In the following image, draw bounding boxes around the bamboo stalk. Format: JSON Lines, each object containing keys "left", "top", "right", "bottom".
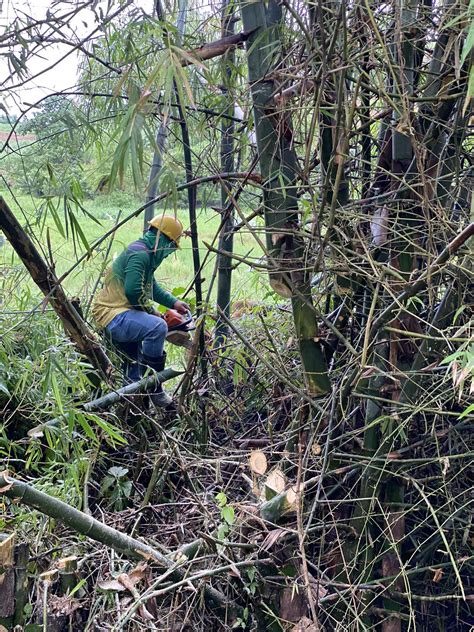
{"left": 181, "top": 32, "right": 249, "bottom": 66}
{"left": 215, "top": 0, "right": 236, "bottom": 345}
{"left": 27, "top": 367, "right": 182, "bottom": 438}
{"left": 0, "top": 472, "right": 230, "bottom": 611}
{"left": 0, "top": 197, "right": 112, "bottom": 379}
{"left": 239, "top": 0, "right": 329, "bottom": 394}
{"left": 13, "top": 542, "right": 29, "bottom": 627}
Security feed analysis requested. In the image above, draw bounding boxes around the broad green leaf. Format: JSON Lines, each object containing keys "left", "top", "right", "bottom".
{"left": 215, "top": 491, "right": 227, "bottom": 507}
{"left": 222, "top": 505, "right": 235, "bottom": 525}
{"left": 109, "top": 466, "right": 129, "bottom": 478}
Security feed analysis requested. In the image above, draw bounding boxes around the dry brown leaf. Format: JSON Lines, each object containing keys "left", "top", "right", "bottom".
{"left": 118, "top": 573, "right": 137, "bottom": 592}
{"left": 260, "top": 528, "right": 287, "bottom": 551}
{"left": 291, "top": 615, "right": 320, "bottom": 632}
{"left": 311, "top": 443, "right": 322, "bottom": 456}
{"left": 138, "top": 604, "right": 155, "bottom": 621}
{"left": 128, "top": 561, "right": 148, "bottom": 584}
{"left": 49, "top": 594, "right": 81, "bottom": 617}
{"left": 99, "top": 562, "right": 148, "bottom": 593}
{"left": 98, "top": 578, "right": 126, "bottom": 592}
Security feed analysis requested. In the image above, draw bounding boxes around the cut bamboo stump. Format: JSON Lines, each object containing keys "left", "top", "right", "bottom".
{"left": 249, "top": 450, "right": 268, "bottom": 476}
{"left": 58, "top": 556, "right": 79, "bottom": 595}
{"left": 260, "top": 474, "right": 320, "bottom": 522}
{"left": 0, "top": 533, "right": 30, "bottom": 628}
{"left": 264, "top": 468, "right": 286, "bottom": 501}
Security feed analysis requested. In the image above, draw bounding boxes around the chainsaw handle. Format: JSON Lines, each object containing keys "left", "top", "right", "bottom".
{"left": 175, "top": 310, "right": 194, "bottom": 329}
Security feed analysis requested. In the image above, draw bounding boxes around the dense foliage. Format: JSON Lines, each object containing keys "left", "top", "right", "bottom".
{"left": 0, "top": 0, "right": 472, "bottom": 631}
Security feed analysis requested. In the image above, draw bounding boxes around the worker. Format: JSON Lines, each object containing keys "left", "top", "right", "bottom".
{"left": 92, "top": 215, "right": 189, "bottom": 407}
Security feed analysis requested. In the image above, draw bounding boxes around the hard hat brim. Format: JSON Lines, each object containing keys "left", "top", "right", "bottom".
{"left": 147, "top": 222, "right": 182, "bottom": 248}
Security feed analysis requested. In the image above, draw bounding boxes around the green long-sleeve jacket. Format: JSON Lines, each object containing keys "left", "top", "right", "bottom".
{"left": 92, "top": 230, "right": 177, "bottom": 328}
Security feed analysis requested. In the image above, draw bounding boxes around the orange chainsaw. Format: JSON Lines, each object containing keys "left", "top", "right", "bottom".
{"left": 163, "top": 308, "right": 195, "bottom": 332}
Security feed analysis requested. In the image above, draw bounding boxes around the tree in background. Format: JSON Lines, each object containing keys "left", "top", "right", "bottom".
{"left": 12, "top": 96, "right": 90, "bottom": 196}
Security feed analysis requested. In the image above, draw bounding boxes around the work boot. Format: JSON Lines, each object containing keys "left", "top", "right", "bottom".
{"left": 140, "top": 352, "right": 173, "bottom": 408}
{"left": 113, "top": 341, "right": 141, "bottom": 383}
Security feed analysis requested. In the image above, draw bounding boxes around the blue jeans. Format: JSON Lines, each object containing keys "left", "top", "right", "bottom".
{"left": 106, "top": 310, "right": 168, "bottom": 381}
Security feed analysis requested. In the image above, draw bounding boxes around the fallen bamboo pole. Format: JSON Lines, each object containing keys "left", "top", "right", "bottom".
{"left": 0, "top": 472, "right": 230, "bottom": 611}
{"left": 28, "top": 368, "right": 183, "bottom": 438}
{"left": 0, "top": 196, "right": 112, "bottom": 378}
{"left": 181, "top": 31, "right": 250, "bottom": 66}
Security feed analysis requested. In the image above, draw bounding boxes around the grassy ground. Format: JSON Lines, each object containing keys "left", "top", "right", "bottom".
{"left": 0, "top": 190, "right": 266, "bottom": 314}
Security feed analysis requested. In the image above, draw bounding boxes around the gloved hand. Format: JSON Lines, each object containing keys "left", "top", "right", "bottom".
{"left": 174, "top": 300, "right": 190, "bottom": 315}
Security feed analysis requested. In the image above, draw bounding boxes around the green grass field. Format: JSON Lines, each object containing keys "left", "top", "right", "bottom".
{"left": 0, "top": 190, "right": 267, "bottom": 314}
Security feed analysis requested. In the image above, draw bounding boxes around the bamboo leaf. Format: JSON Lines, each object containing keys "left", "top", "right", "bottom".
{"left": 170, "top": 50, "right": 196, "bottom": 108}
{"left": 75, "top": 412, "right": 97, "bottom": 443}
{"left": 49, "top": 204, "right": 66, "bottom": 239}
{"left": 68, "top": 210, "right": 91, "bottom": 255}
{"left": 86, "top": 413, "right": 127, "bottom": 445}
{"left": 51, "top": 373, "right": 63, "bottom": 415}
{"left": 460, "top": 13, "right": 474, "bottom": 65}
{"left": 459, "top": 402, "right": 474, "bottom": 419}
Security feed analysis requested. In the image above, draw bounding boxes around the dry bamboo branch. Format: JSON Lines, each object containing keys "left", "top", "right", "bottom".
{"left": 372, "top": 223, "right": 474, "bottom": 333}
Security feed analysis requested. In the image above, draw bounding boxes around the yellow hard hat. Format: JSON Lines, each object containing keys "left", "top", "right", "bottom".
{"left": 148, "top": 215, "right": 184, "bottom": 247}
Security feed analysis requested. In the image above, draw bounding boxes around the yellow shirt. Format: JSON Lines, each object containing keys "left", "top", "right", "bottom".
{"left": 91, "top": 269, "right": 133, "bottom": 328}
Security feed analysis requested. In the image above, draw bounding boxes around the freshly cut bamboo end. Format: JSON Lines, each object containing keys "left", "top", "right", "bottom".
{"left": 249, "top": 450, "right": 268, "bottom": 476}
{"left": 57, "top": 555, "right": 78, "bottom": 570}
{"left": 270, "top": 277, "right": 293, "bottom": 298}
{"left": 285, "top": 486, "right": 298, "bottom": 508}
{"left": 40, "top": 569, "right": 59, "bottom": 582}
{"left": 264, "top": 468, "right": 286, "bottom": 500}
{"left": 260, "top": 485, "right": 298, "bottom": 523}
{"left": 306, "top": 374, "right": 331, "bottom": 395}
{"left": 167, "top": 330, "right": 193, "bottom": 348}
{"left": 0, "top": 532, "right": 15, "bottom": 566}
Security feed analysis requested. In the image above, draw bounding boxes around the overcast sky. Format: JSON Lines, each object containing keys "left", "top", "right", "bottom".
{"left": 1, "top": 0, "right": 153, "bottom": 117}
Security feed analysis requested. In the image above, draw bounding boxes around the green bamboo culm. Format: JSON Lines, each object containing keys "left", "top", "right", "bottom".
{"left": 239, "top": 0, "right": 330, "bottom": 395}
{"left": 215, "top": 0, "right": 236, "bottom": 345}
